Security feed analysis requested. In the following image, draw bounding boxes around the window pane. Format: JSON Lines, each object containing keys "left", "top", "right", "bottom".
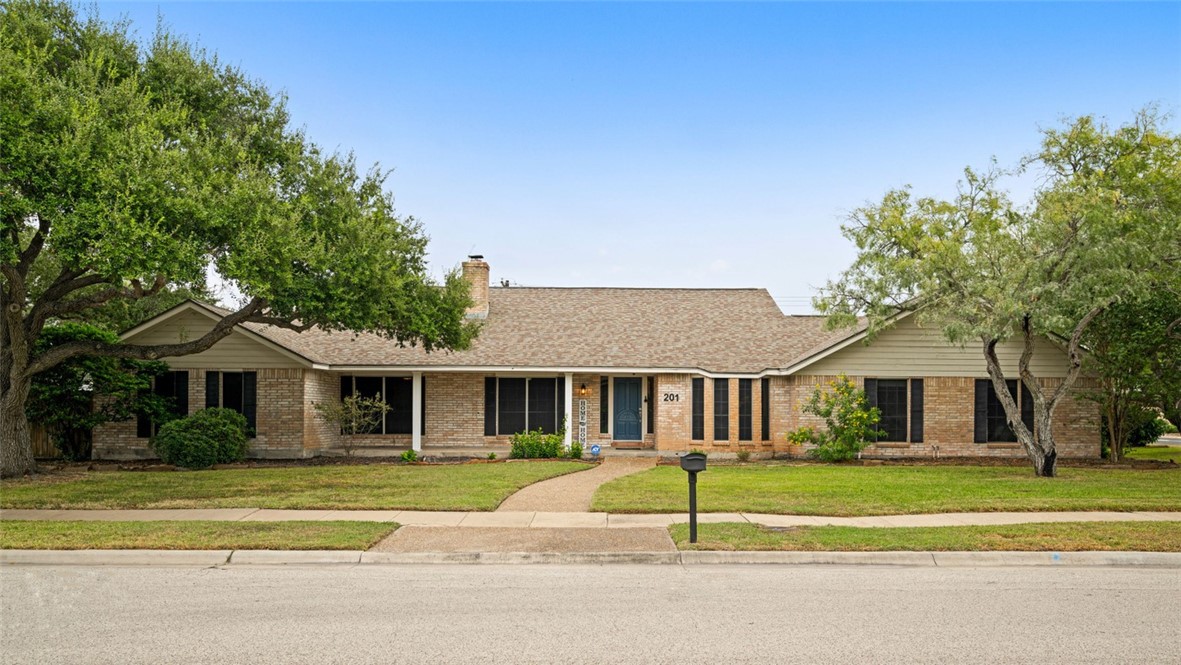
{"left": 527, "top": 378, "right": 557, "bottom": 435}
{"left": 875, "top": 380, "right": 908, "bottom": 442}
{"left": 223, "top": 372, "right": 243, "bottom": 413}
{"left": 713, "top": 378, "right": 729, "bottom": 441}
{"left": 599, "top": 376, "right": 609, "bottom": 434}
{"left": 986, "top": 381, "right": 1018, "bottom": 442}
{"left": 497, "top": 378, "right": 527, "bottom": 435}
{"left": 354, "top": 376, "right": 383, "bottom": 434}
{"left": 691, "top": 378, "right": 704, "bottom": 441}
{"left": 385, "top": 377, "right": 413, "bottom": 435}
{"left": 738, "top": 379, "right": 753, "bottom": 441}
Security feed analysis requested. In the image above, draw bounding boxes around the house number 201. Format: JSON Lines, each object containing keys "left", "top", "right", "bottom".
{"left": 662, "top": 393, "right": 680, "bottom": 402}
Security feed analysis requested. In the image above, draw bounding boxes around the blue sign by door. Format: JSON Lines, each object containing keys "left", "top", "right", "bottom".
{"left": 613, "top": 377, "right": 643, "bottom": 441}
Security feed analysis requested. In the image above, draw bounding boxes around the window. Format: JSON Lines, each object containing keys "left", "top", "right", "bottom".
{"left": 599, "top": 376, "right": 609, "bottom": 434}
{"left": 738, "top": 379, "right": 753, "bottom": 441}
{"left": 205, "top": 371, "right": 256, "bottom": 435}
{"left": 865, "top": 378, "right": 924, "bottom": 443}
{"left": 974, "top": 379, "right": 1036, "bottom": 443}
{"left": 760, "top": 378, "right": 771, "bottom": 441}
{"left": 338, "top": 375, "right": 422, "bottom": 436}
{"left": 713, "top": 378, "right": 729, "bottom": 441}
{"left": 484, "top": 377, "right": 565, "bottom": 436}
{"left": 691, "top": 378, "right": 704, "bottom": 441}
{"left": 137, "top": 371, "right": 189, "bottom": 438}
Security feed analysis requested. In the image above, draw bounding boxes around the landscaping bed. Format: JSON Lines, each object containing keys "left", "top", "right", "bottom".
{"left": 670, "top": 521, "right": 1181, "bottom": 552}
{"left": 0, "top": 520, "right": 397, "bottom": 551}
{"left": 592, "top": 464, "right": 1181, "bottom": 516}
{"left": 0, "top": 461, "right": 590, "bottom": 511}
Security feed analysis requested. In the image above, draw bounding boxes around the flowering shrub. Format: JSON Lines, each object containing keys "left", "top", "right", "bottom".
{"left": 786, "top": 374, "right": 882, "bottom": 462}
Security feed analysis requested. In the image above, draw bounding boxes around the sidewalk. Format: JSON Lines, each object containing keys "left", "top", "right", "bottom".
{"left": 3, "top": 508, "right": 1180, "bottom": 528}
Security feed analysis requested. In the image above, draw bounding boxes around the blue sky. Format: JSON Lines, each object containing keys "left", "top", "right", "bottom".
{"left": 101, "top": 2, "right": 1180, "bottom": 313}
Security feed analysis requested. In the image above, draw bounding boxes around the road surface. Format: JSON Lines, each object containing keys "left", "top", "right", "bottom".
{"left": 2, "top": 564, "right": 1178, "bottom": 663}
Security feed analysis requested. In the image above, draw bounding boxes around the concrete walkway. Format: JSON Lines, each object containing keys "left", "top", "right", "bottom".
{"left": 495, "top": 456, "right": 656, "bottom": 512}
{"left": 3, "top": 508, "right": 1180, "bottom": 528}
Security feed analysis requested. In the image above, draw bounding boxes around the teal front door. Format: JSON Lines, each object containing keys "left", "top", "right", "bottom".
{"left": 614, "top": 378, "right": 643, "bottom": 441}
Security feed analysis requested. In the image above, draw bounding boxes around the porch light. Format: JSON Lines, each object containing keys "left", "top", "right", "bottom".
{"left": 579, "top": 383, "right": 587, "bottom": 397}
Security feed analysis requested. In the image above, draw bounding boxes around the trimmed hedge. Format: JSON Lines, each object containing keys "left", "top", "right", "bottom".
{"left": 153, "top": 408, "right": 249, "bottom": 469}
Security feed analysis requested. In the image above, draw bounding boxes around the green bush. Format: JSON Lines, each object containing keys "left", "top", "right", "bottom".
{"left": 569, "top": 441, "right": 583, "bottom": 460}
{"left": 1158, "top": 418, "right": 1179, "bottom": 435}
{"left": 400, "top": 449, "right": 418, "bottom": 463}
{"left": 787, "top": 374, "right": 882, "bottom": 463}
{"left": 736, "top": 450, "right": 751, "bottom": 463}
{"left": 509, "top": 429, "right": 565, "bottom": 459}
{"left": 152, "top": 408, "right": 249, "bottom": 469}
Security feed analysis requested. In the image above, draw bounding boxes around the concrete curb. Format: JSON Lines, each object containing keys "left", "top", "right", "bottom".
{"left": 4, "top": 549, "right": 1181, "bottom": 567}
{"left": 0, "top": 549, "right": 232, "bottom": 566}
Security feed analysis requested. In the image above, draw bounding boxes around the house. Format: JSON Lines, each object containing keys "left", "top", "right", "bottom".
{"left": 92, "top": 257, "right": 1100, "bottom": 460}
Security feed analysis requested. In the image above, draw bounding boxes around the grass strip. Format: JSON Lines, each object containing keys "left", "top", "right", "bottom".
{"left": 1125, "top": 446, "right": 1181, "bottom": 463}
{"left": 0, "top": 461, "right": 589, "bottom": 511}
{"left": 592, "top": 464, "right": 1181, "bottom": 516}
{"left": 0, "top": 520, "right": 398, "bottom": 550}
{"left": 670, "top": 521, "right": 1181, "bottom": 552}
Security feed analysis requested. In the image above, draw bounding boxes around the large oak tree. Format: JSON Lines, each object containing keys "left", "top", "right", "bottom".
{"left": 1, "top": 1, "right": 475, "bottom": 476}
{"left": 816, "top": 111, "right": 1180, "bottom": 476}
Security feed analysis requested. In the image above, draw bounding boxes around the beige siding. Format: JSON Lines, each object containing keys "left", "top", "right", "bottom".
{"left": 124, "top": 311, "right": 303, "bottom": 369}
{"left": 801, "top": 316, "right": 1071, "bottom": 378}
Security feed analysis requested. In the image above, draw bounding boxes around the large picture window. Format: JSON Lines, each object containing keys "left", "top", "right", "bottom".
{"left": 484, "top": 377, "right": 565, "bottom": 436}
{"left": 205, "top": 371, "right": 256, "bottom": 435}
{"left": 974, "top": 379, "right": 1032, "bottom": 443}
{"left": 339, "top": 375, "right": 423, "bottom": 435}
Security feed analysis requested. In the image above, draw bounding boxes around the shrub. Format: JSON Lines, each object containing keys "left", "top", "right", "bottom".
{"left": 786, "top": 374, "right": 882, "bottom": 463}
{"left": 313, "top": 395, "right": 390, "bottom": 456}
{"left": 509, "top": 429, "right": 565, "bottom": 459}
{"left": 487, "top": 452, "right": 497, "bottom": 460}
{"left": 153, "top": 408, "right": 249, "bottom": 469}
{"left": 569, "top": 441, "right": 583, "bottom": 460}
{"left": 1161, "top": 418, "right": 1180, "bottom": 435}
{"left": 400, "top": 449, "right": 418, "bottom": 463}
{"left": 736, "top": 450, "right": 751, "bottom": 463}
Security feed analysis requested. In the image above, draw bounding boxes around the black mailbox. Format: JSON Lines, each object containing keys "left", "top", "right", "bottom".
{"left": 680, "top": 452, "right": 707, "bottom": 473}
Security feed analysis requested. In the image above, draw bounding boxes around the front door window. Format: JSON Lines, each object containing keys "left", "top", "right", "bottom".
{"left": 613, "top": 377, "right": 643, "bottom": 441}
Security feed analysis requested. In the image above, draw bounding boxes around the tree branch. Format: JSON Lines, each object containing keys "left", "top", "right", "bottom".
{"left": 14, "top": 216, "right": 50, "bottom": 279}
{"left": 21, "top": 297, "right": 267, "bottom": 378}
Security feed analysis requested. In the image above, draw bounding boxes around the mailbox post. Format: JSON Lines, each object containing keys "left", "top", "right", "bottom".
{"left": 679, "top": 452, "right": 707, "bottom": 543}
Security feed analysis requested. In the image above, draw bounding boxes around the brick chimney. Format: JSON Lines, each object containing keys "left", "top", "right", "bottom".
{"left": 462, "top": 255, "right": 490, "bottom": 319}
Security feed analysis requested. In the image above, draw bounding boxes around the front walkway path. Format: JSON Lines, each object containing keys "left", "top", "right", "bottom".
{"left": 495, "top": 456, "right": 656, "bottom": 512}
{"left": 2, "top": 508, "right": 1179, "bottom": 528}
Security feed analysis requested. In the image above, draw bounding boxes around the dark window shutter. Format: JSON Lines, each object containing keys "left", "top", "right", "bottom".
{"left": 909, "top": 379, "right": 923, "bottom": 443}
{"left": 557, "top": 376, "right": 566, "bottom": 432}
{"left": 863, "top": 379, "right": 878, "bottom": 442}
{"left": 974, "top": 379, "right": 989, "bottom": 443}
{"left": 760, "top": 378, "right": 771, "bottom": 441}
{"left": 340, "top": 375, "right": 353, "bottom": 401}
{"left": 205, "top": 371, "right": 220, "bottom": 409}
{"left": 599, "top": 376, "right": 609, "bottom": 434}
{"left": 174, "top": 372, "right": 189, "bottom": 418}
{"left": 484, "top": 377, "right": 497, "bottom": 436}
{"left": 1021, "top": 380, "right": 1034, "bottom": 435}
{"left": 691, "top": 378, "right": 704, "bottom": 441}
{"left": 646, "top": 379, "right": 654, "bottom": 435}
{"left": 242, "top": 372, "right": 257, "bottom": 435}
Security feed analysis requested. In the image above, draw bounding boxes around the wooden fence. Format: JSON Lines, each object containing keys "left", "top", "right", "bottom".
{"left": 30, "top": 424, "right": 61, "bottom": 459}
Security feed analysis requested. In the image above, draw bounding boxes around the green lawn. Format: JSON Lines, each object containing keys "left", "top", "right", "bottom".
{"left": 670, "top": 521, "right": 1181, "bottom": 552}
{"left": 0, "top": 520, "right": 397, "bottom": 550}
{"left": 1125, "top": 446, "right": 1181, "bottom": 463}
{"left": 592, "top": 464, "right": 1181, "bottom": 516}
{"left": 0, "top": 461, "right": 588, "bottom": 511}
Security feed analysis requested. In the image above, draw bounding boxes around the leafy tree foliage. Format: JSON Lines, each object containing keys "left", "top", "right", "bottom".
{"left": 0, "top": 1, "right": 475, "bottom": 475}
{"left": 787, "top": 374, "right": 882, "bottom": 463}
{"left": 817, "top": 111, "right": 1181, "bottom": 476}
{"left": 25, "top": 322, "right": 169, "bottom": 460}
{"left": 1083, "top": 293, "right": 1181, "bottom": 461}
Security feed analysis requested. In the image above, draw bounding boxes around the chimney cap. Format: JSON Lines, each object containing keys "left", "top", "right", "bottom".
{"left": 467, "top": 254, "right": 485, "bottom": 261}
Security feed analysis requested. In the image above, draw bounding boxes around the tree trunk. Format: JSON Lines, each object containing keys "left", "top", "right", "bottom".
{"left": 0, "top": 379, "right": 36, "bottom": 477}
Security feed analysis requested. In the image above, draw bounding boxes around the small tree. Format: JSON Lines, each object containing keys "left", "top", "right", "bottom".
{"left": 25, "top": 323, "right": 169, "bottom": 460}
{"left": 313, "top": 395, "right": 390, "bottom": 456}
{"left": 788, "top": 374, "right": 882, "bottom": 462}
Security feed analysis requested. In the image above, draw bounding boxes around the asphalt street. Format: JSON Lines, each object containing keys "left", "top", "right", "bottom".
{"left": 2, "top": 564, "right": 1178, "bottom": 664}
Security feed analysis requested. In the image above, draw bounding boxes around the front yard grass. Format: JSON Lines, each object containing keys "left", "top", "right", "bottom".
{"left": 1125, "top": 446, "right": 1181, "bottom": 463}
{"left": 0, "top": 461, "right": 588, "bottom": 511}
{"left": 0, "top": 520, "right": 397, "bottom": 550}
{"left": 591, "top": 464, "right": 1181, "bottom": 516}
{"left": 670, "top": 521, "right": 1181, "bottom": 551}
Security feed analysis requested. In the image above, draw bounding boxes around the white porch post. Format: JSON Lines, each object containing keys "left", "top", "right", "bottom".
{"left": 411, "top": 371, "right": 423, "bottom": 452}
{"left": 563, "top": 372, "right": 574, "bottom": 450}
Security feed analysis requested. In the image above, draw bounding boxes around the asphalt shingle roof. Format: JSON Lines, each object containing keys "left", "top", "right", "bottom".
{"left": 231, "top": 287, "right": 857, "bottom": 374}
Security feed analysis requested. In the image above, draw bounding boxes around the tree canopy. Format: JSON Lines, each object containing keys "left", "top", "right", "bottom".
{"left": 0, "top": 1, "right": 476, "bottom": 475}
{"left": 816, "top": 110, "right": 1181, "bottom": 476}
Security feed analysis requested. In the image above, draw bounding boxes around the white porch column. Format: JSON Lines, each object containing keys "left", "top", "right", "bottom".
{"left": 411, "top": 371, "right": 423, "bottom": 452}
{"left": 563, "top": 372, "right": 574, "bottom": 450}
